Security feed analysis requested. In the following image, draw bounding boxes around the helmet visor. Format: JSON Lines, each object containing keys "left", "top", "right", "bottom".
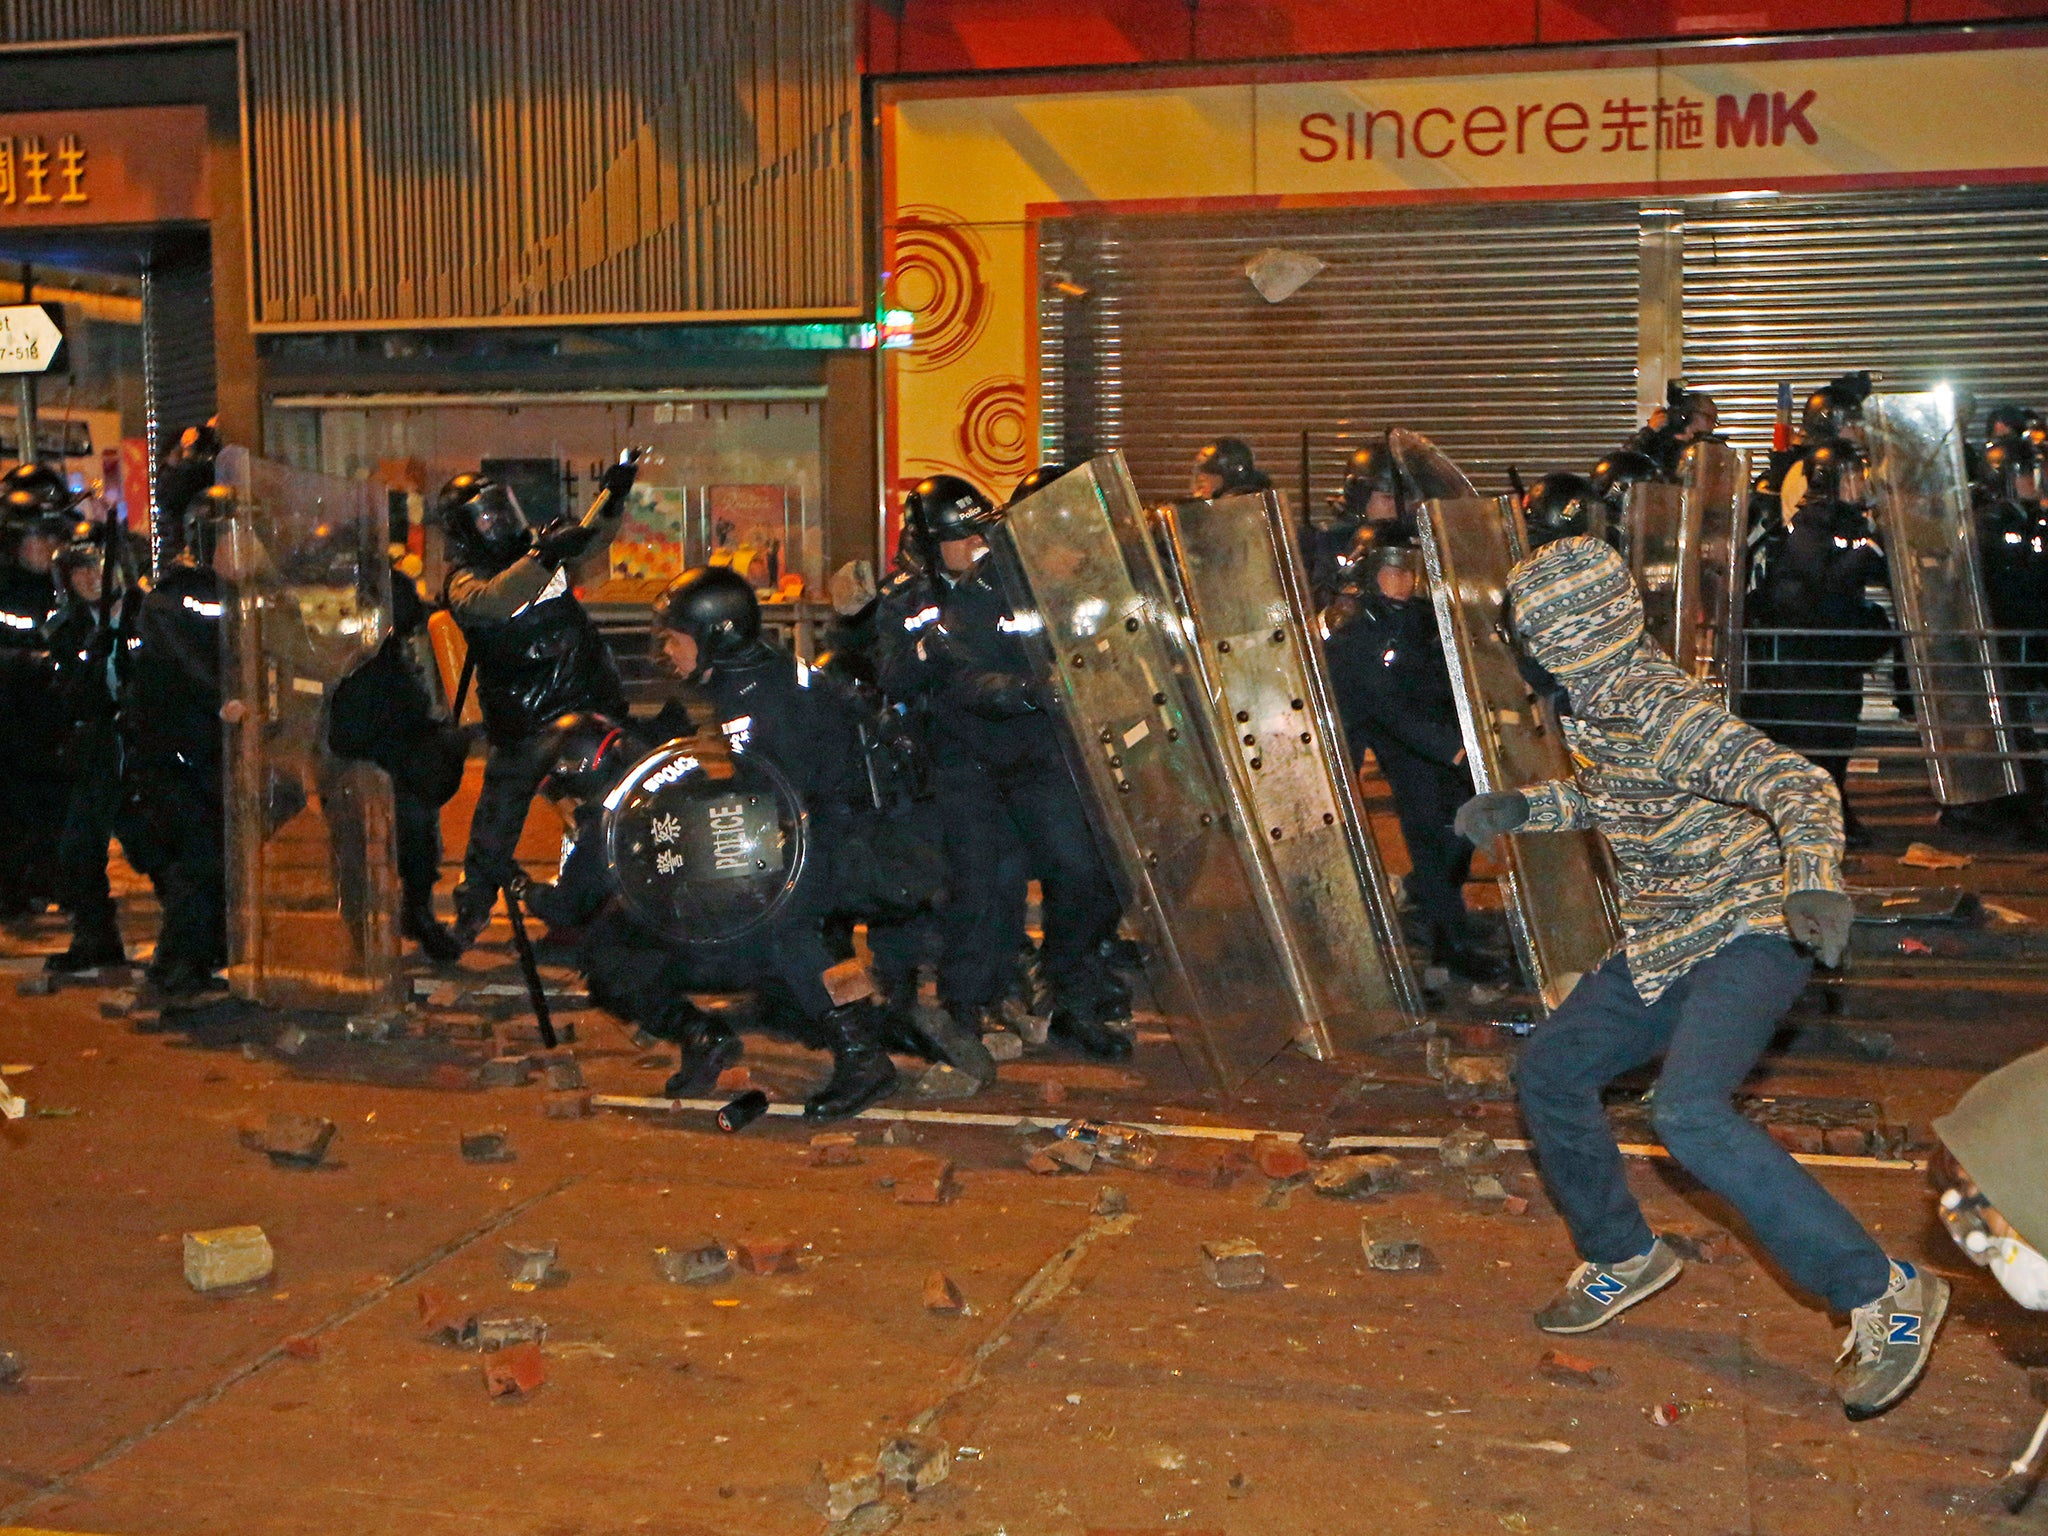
{"left": 467, "top": 483, "right": 530, "bottom": 553}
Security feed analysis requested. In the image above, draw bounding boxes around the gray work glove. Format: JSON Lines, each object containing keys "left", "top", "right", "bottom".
{"left": 1453, "top": 789, "right": 1529, "bottom": 847}
{"left": 1784, "top": 888, "right": 1854, "bottom": 968}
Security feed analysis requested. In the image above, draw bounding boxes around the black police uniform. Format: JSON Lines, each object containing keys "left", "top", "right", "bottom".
{"left": 0, "top": 548, "right": 64, "bottom": 917}
{"left": 119, "top": 561, "right": 230, "bottom": 989}
{"left": 1321, "top": 570, "right": 1487, "bottom": 973}
{"left": 900, "top": 552, "right": 1124, "bottom": 1028}
{"left": 329, "top": 566, "right": 469, "bottom": 959}
{"left": 1748, "top": 497, "right": 1891, "bottom": 831}
{"left": 445, "top": 527, "right": 626, "bottom": 937}
{"left": 43, "top": 567, "right": 141, "bottom": 966}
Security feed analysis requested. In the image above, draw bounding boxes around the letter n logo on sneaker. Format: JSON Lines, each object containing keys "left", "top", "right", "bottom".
{"left": 1584, "top": 1272, "right": 1627, "bottom": 1306}
{"left": 1887, "top": 1313, "right": 1920, "bottom": 1346}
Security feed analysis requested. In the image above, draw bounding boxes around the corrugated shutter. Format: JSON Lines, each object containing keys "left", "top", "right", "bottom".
{"left": 1038, "top": 202, "right": 1642, "bottom": 506}
{"left": 1682, "top": 187, "right": 2048, "bottom": 446}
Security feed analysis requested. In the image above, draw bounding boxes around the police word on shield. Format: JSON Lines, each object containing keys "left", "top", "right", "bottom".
{"left": 0, "top": 304, "right": 62, "bottom": 374}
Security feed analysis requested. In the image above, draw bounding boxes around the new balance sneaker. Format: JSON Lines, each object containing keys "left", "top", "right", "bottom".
{"left": 1535, "top": 1237, "right": 1683, "bottom": 1334}
{"left": 1836, "top": 1258, "right": 1949, "bottom": 1421}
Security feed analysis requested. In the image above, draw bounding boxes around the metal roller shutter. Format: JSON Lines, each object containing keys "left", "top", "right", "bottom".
{"left": 1682, "top": 187, "right": 2048, "bottom": 450}
{"left": 1037, "top": 201, "right": 1643, "bottom": 507}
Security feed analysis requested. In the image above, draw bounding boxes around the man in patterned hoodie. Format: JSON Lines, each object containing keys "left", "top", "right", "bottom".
{"left": 1455, "top": 535, "right": 1946, "bottom": 1422}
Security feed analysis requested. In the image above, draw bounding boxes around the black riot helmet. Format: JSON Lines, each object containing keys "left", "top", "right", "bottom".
{"left": 1007, "top": 462, "right": 1071, "bottom": 508}
{"left": 537, "top": 711, "right": 641, "bottom": 806}
{"left": 1671, "top": 388, "right": 1718, "bottom": 438}
{"left": 1190, "top": 437, "right": 1263, "bottom": 497}
{"left": 0, "top": 461, "right": 79, "bottom": 522}
{"left": 1981, "top": 439, "right": 2039, "bottom": 504}
{"left": 1802, "top": 438, "right": 1869, "bottom": 509}
{"left": 1986, "top": 403, "right": 2031, "bottom": 442}
{"left": 1590, "top": 448, "right": 1660, "bottom": 503}
{"left": 903, "top": 473, "right": 999, "bottom": 569}
{"left": 1801, "top": 371, "right": 1875, "bottom": 442}
{"left": 653, "top": 565, "right": 761, "bottom": 680}
{"left": 1523, "top": 471, "right": 1602, "bottom": 549}
{"left": 1340, "top": 437, "right": 1409, "bottom": 522}
{"left": 51, "top": 521, "right": 106, "bottom": 597}
{"left": 436, "top": 472, "right": 532, "bottom": 571}
{"left": 174, "top": 483, "right": 235, "bottom": 568}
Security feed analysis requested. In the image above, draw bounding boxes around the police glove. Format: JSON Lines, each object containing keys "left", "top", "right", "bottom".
{"left": 534, "top": 517, "right": 600, "bottom": 570}
{"left": 598, "top": 454, "right": 642, "bottom": 510}
{"left": 1453, "top": 790, "right": 1529, "bottom": 848}
{"left": 1784, "top": 888, "right": 1854, "bottom": 968}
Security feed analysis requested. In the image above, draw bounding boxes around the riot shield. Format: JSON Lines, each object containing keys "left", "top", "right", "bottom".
{"left": 218, "top": 449, "right": 401, "bottom": 1011}
{"left": 1418, "top": 492, "right": 1623, "bottom": 1010}
{"left": 1389, "top": 427, "right": 1476, "bottom": 502}
{"left": 993, "top": 455, "right": 1313, "bottom": 1088}
{"left": 602, "top": 736, "right": 808, "bottom": 946}
{"left": 1682, "top": 439, "right": 1749, "bottom": 703}
{"left": 1153, "top": 491, "right": 1420, "bottom": 1048}
{"left": 1864, "top": 391, "right": 2022, "bottom": 805}
{"left": 1622, "top": 480, "right": 1689, "bottom": 664}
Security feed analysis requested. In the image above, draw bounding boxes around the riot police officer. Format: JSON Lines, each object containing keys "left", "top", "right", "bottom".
{"left": 890, "top": 474, "right": 1131, "bottom": 1059}
{"left": 441, "top": 453, "right": 640, "bottom": 949}
{"left": 120, "top": 485, "right": 234, "bottom": 996}
{"left": 1189, "top": 438, "right": 1272, "bottom": 501}
{"left": 1589, "top": 447, "right": 1661, "bottom": 559}
{"left": 0, "top": 465, "right": 79, "bottom": 920}
{"left": 1749, "top": 440, "right": 1891, "bottom": 847}
{"left": 42, "top": 522, "right": 139, "bottom": 970}
{"left": 1306, "top": 436, "right": 1412, "bottom": 609}
{"left": 1521, "top": 471, "right": 1606, "bottom": 552}
{"left": 1621, "top": 386, "right": 1719, "bottom": 481}
{"left": 328, "top": 562, "right": 469, "bottom": 961}
{"left": 1321, "top": 532, "right": 1504, "bottom": 984}
{"left": 576, "top": 569, "right": 922, "bottom": 1118}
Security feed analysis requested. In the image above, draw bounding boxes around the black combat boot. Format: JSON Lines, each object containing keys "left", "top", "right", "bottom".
{"left": 803, "top": 1002, "right": 899, "bottom": 1122}
{"left": 663, "top": 1016, "right": 744, "bottom": 1099}
{"left": 400, "top": 899, "right": 463, "bottom": 964}
{"left": 46, "top": 913, "right": 128, "bottom": 973}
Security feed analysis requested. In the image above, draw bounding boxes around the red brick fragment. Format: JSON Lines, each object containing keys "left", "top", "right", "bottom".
{"left": 734, "top": 1239, "right": 800, "bottom": 1276}
{"left": 482, "top": 1341, "right": 546, "bottom": 1397}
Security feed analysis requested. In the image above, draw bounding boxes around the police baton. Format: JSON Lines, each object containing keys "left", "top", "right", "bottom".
{"left": 498, "top": 870, "right": 559, "bottom": 1051}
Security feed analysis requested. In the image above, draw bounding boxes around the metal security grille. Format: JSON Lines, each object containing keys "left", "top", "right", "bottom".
{"left": 1682, "top": 186, "right": 2048, "bottom": 447}
{"left": 0, "top": 0, "right": 861, "bottom": 327}
{"left": 1037, "top": 201, "right": 1642, "bottom": 507}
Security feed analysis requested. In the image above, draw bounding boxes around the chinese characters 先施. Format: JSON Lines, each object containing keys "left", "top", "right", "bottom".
{"left": 1297, "top": 90, "right": 1817, "bottom": 164}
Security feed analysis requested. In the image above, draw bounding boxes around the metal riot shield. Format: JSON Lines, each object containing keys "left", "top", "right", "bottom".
{"left": 218, "top": 449, "right": 401, "bottom": 1011}
{"left": 994, "top": 455, "right": 1311, "bottom": 1088}
{"left": 1682, "top": 438, "right": 1749, "bottom": 703}
{"left": 1622, "top": 480, "right": 1689, "bottom": 663}
{"left": 1864, "top": 390, "right": 2023, "bottom": 804}
{"left": 1417, "top": 493, "right": 1623, "bottom": 1011}
{"left": 1153, "top": 491, "right": 1421, "bottom": 1049}
{"left": 602, "top": 736, "right": 808, "bottom": 945}
{"left": 1388, "top": 427, "right": 1476, "bottom": 502}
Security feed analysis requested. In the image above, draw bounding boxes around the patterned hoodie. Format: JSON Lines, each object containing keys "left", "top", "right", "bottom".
{"left": 1504, "top": 537, "right": 1844, "bottom": 1002}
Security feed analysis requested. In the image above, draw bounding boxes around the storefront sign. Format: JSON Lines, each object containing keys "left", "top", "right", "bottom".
{"left": 0, "top": 304, "right": 62, "bottom": 373}
{"left": 0, "top": 106, "right": 210, "bottom": 228}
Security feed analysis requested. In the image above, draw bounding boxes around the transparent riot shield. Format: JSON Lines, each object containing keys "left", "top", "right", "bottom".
{"left": 1153, "top": 491, "right": 1420, "bottom": 1049}
{"left": 218, "top": 449, "right": 401, "bottom": 1011}
{"left": 1623, "top": 480, "right": 1688, "bottom": 663}
{"left": 1417, "top": 492, "right": 1623, "bottom": 1010}
{"left": 1388, "top": 427, "right": 1475, "bottom": 502}
{"left": 1682, "top": 439, "right": 1750, "bottom": 703}
{"left": 994, "top": 456, "right": 1312, "bottom": 1088}
{"left": 602, "top": 737, "right": 808, "bottom": 946}
{"left": 1864, "top": 391, "right": 2023, "bottom": 805}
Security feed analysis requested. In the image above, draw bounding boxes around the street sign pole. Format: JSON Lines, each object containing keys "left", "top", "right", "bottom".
{"left": 0, "top": 302, "right": 66, "bottom": 467}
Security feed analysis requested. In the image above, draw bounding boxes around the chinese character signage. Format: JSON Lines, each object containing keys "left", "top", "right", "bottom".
{"left": 0, "top": 107, "right": 209, "bottom": 228}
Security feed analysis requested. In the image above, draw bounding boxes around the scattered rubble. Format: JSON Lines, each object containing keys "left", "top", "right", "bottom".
{"left": 1059, "top": 1119, "right": 1158, "bottom": 1169}
{"left": 482, "top": 1340, "right": 546, "bottom": 1398}
{"left": 734, "top": 1239, "right": 800, "bottom": 1276}
{"left": 1201, "top": 1238, "right": 1267, "bottom": 1290}
{"left": 1311, "top": 1153, "right": 1402, "bottom": 1199}
{"left": 1250, "top": 1134, "right": 1311, "bottom": 1181}
{"left": 654, "top": 1240, "right": 733, "bottom": 1285}
{"left": 1091, "top": 1186, "right": 1129, "bottom": 1218}
{"left": 1025, "top": 1138, "right": 1095, "bottom": 1175}
{"left": 1438, "top": 1126, "right": 1499, "bottom": 1169}
{"left": 480, "top": 1055, "right": 534, "bottom": 1088}
{"left": 894, "top": 1157, "right": 956, "bottom": 1205}
{"left": 1443, "top": 1055, "right": 1514, "bottom": 1098}
{"left": 877, "top": 1433, "right": 950, "bottom": 1493}
{"left": 1362, "top": 1219, "right": 1431, "bottom": 1272}
{"left": 99, "top": 991, "right": 138, "bottom": 1019}
{"left": 1466, "top": 1173, "right": 1510, "bottom": 1205}
{"left": 417, "top": 1286, "right": 476, "bottom": 1345}
{"left": 238, "top": 1112, "right": 336, "bottom": 1168}
{"left": 1900, "top": 841, "right": 1971, "bottom": 870}
{"left": 502, "top": 1240, "right": 564, "bottom": 1287}
{"left": 183, "top": 1226, "right": 275, "bottom": 1292}
{"left": 474, "top": 1316, "right": 547, "bottom": 1350}
{"left": 714, "top": 1065, "right": 752, "bottom": 1094}
{"left": 811, "top": 1456, "right": 883, "bottom": 1523}
{"left": 540, "top": 1054, "right": 584, "bottom": 1091}
{"left": 273, "top": 1025, "right": 313, "bottom": 1057}
{"left": 0, "top": 1349, "right": 21, "bottom": 1386}
{"left": 344, "top": 1014, "right": 397, "bottom": 1043}
{"left": 923, "top": 1270, "right": 965, "bottom": 1313}
{"left": 460, "top": 1127, "right": 515, "bottom": 1163}
{"left": 809, "top": 1131, "right": 862, "bottom": 1166}
{"left": 1537, "top": 1348, "right": 1614, "bottom": 1389}
{"left": 914, "top": 1062, "right": 980, "bottom": 1101}
{"left": 981, "top": 1030, "right": 1024, "bottom": 1063}
{"left": 542, "top": 1091, "right": 594, "bottom": 1119}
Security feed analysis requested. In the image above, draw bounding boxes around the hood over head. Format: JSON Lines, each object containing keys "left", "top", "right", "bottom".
{"left": 1504, "top": 535, "right": 1645, "bottom": 680}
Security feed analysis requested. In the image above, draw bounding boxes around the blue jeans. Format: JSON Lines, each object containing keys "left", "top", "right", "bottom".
{"left": 1516, "top": 933, "right": 1891, "bottom": 1314}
